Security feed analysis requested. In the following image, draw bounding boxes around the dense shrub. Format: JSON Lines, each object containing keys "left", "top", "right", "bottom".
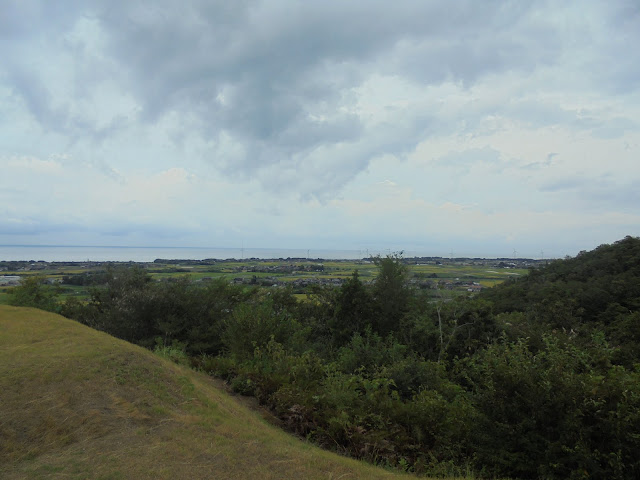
{"left": 458, "top": 335, "right": 640, "bottom": 479}
{"left": 7, "top": 275, "right": 61, "bottom": 312}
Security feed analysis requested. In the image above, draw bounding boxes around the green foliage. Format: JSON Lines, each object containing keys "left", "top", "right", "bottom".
{"left": 395, "top": 386, "right": 477, "bottom": 473}
{"left": 372, "top": 253, "right": 410, "bottom": 336}
{"left": 69, "top": 271, "right": 254, "bottom": 355}
{"left": 56, "top": 236, "right": 640, "bottom": 478}
{"left": 483, "top": 236, "right": 640, "bottom": 333}
{"left": 330, "top": 270, "right": 375, "bottom": 345}
{"left": 221, "top": 299, "right": 303, "bottom": 361}
{"left": 458, "top": 335, "right": 640, "bottom": 479}
{"left": 7, "top": 275, "right": 61, "bottom": 312}
{"left": 156, "top": 277, "right": 254, "bottom": 355}
{"left": 153, "top": 342, "right": 191, "bottom": 367}
{"left": 334, "top": 329, "right": 406, "bottom": 374}
{"left": 77, "top": 265, "right": 159, "bottom": 344}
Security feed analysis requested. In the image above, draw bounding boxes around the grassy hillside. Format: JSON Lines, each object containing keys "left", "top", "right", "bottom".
{"left": 0, "top": 305, "right": 412, "bottom": 480}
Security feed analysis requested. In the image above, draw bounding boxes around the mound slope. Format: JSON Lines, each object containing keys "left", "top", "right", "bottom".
{"left": 0, "top": 306, "right": 402, "bottom": 479}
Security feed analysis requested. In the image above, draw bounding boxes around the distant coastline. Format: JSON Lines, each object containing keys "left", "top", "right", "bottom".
{"left": 0, "top": 244, "right": 549, "bottom": 264}
{"left": 0, "top": 245, "right": 367, "bottom": 263}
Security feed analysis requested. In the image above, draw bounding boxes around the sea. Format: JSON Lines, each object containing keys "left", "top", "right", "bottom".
{"left": 0, "top": 245, "right": 371, "bottom": 263}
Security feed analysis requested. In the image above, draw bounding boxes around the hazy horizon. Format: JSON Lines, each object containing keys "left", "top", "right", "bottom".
{"left": 0, "top": 242, "right": 593, "bottom": 262}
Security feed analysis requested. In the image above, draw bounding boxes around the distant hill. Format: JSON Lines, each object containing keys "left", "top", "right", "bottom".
{"left": 481, "top": 235, "right": 640, "bottom": 364}
{"left": 0, "top": 305, "right": 404, "bottom": 480}
{"left": 484, "top": 236, "right": 640, "bottom": 314}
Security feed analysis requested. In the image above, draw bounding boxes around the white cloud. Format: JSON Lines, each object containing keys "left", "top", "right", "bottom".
{"left": 0, "top": 0, "right": 639, "bottom": 256}
{"left": 5, "top": 156, "right": 63, "bottom": 173}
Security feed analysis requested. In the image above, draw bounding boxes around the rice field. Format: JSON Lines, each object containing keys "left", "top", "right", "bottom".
{"left": 0, "top": 256, "right": 534, "bottom": 305}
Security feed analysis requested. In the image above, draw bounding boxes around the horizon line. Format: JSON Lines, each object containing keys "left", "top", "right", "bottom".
{"left": 0, "top": 244, "right": 556, "bottom": 260}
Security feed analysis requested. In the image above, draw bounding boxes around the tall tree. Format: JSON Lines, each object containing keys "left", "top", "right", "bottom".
{"left": 372, "top": 253, "right": 410, "bottom": 336}
{"left": 330, "top": 270, "right": 374, "bottom": 345}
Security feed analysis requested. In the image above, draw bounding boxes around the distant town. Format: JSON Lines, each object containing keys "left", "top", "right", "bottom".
{"left": 0, "top": 256, "right": 546, "bottom": 299}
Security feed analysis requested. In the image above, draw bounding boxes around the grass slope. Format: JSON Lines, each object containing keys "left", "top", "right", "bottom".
{"left": 0, "top": 305, "right": 408, "bottom": 480}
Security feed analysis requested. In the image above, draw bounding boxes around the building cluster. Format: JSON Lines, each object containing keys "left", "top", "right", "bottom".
{"left": 233, "top": 263, "right": 325, "bottom": 274}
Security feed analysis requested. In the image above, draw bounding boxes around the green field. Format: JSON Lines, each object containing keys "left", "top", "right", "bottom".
{"left": 0, "top": 257, "right": 532, "bottom": 306}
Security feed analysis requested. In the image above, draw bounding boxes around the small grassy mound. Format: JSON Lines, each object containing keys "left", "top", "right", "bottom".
{"left": 0, "top": 305, "right": 405, "bottom": 479}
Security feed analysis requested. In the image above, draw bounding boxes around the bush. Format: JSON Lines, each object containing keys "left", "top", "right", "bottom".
{"left": 153, "top": 342, "right": 191, "bottom": 367}
{"left": 7, "top": 275, "right": 61, "bottom": 312}
{"left": 222, "top": 300, "right": 303, "bottom": 360}
{"left": 459, "top": 335, "right": 640, "bottom": 479}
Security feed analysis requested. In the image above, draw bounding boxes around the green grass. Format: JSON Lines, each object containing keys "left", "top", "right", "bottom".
{"left": 0, "top": 305, "right": 444, "bottom": 480}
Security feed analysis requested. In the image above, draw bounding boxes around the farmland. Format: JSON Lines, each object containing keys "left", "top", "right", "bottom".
{"left": 0, "top": 255, "right": 537, "bottom": 304}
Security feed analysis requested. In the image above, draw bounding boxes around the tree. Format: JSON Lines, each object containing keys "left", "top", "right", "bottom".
{"left": 7, "top": 275, "right": 61, "bottom": 312}
{"left": 330, "top": 270, "right": 374, "bottom": 345}
{"left": 81, "top": 265, "right": 158, "bottom": 344}
{"left": 372, "top": 253, "right": 410, "bottom": 336}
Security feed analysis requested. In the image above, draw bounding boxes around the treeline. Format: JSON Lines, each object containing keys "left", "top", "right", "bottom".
{"left": 7, "top": 237, "right": 640, "bottom": 479}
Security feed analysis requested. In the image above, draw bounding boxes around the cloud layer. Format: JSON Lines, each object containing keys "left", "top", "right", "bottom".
{"left": 1, "top": 0, "right": 639, "bottom": 257}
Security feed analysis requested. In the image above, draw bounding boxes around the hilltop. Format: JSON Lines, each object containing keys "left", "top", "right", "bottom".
{"left": 0, "top": 305, "right": 407, "bottom": 480}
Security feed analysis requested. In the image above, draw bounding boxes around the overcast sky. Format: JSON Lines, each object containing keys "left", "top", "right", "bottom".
{"left": 1, "top": 0, "right": 639, "bottom": 258}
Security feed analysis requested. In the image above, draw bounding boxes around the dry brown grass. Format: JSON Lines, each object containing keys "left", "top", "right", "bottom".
{"left": 0, "top": 305, "right": 415, "bottom": 479}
